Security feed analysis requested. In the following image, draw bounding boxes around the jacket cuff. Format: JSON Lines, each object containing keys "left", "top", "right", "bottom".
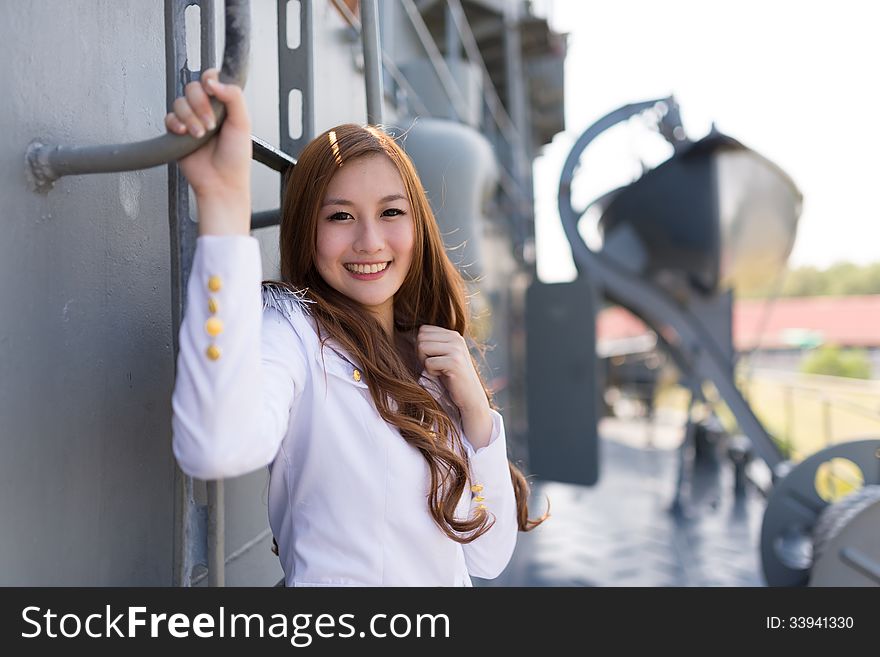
{"left": 461, "top": 409, "right": 505, "bottom": 460}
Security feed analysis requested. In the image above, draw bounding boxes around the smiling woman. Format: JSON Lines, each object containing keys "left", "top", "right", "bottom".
{"left": 314, "top": 153, "right": 414, "bottom": 331}
{"left": 168, "top": 71, "right": 548, "bottom": 587}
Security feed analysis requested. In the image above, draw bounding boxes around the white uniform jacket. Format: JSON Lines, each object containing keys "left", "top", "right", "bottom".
{"left": 171, "top": 236, "right": 518, "bottom": 586}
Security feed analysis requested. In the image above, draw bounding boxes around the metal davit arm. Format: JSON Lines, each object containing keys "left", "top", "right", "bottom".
{"left": 26, "top": 0, "right": 251, "bottom": 193}
{"left": 557, "top": 98, "right": 786, "bottom": 472}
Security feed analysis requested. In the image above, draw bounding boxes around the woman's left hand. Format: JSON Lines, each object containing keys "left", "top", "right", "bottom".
{"left": 417, "top": 325, "right": 493, "bottom": 448}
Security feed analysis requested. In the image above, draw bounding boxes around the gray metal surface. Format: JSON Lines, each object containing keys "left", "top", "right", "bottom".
{"left": 400, "top": 117, "right": 497, "bottom": 281}
{"left": 0, "top": 0, "right": 175, "bottom": 585}
{"left": 1, "top": 0, "right": 555, "bottom": 586}
{"left": 525, "top": 280, "right": 600, "bottom": 486}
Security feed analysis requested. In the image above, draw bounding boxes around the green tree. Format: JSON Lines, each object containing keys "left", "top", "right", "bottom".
{"left": 738, "top": 261, "right": 880, "bottom": 298}
{"left": 800, "top": 345, "right": 871, "bottom": 379}
{"left": 782, "top": 265, "right": 826, "bottom": 297}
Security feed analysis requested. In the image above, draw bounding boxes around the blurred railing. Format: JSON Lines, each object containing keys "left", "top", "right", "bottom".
{"left": 743, "top": 368, "right": 880, "bottom": 458}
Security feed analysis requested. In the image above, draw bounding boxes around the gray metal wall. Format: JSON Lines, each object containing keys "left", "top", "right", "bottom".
{"left": 0, "top": 0, "right": 290, "bottom": 586}
{"left": 1, "top": 1, "right": 175, "bottom": 585}
{"left": 0, "top": 0, "right": 539, "bottom": 585}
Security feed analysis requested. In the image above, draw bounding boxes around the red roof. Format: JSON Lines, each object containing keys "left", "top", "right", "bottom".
{"left": 597, "top": 295, "right": 880, "bottom": 350}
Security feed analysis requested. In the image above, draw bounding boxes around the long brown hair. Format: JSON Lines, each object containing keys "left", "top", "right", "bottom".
{"left": 273, "top": 124, "right": 547, "bottom": 542}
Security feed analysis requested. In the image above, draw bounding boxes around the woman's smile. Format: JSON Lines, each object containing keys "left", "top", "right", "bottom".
{"left": 343, "top": 260, "right": 391, "bottom": 278}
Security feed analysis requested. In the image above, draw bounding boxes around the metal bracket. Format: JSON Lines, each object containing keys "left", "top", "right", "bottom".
{"left": 278, "top": 0, "right": 315, "bottom": 160}
{"left": 167, "top": 0, "right": 217, "bottom": 587}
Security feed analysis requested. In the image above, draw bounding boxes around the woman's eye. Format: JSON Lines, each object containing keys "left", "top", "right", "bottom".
{"left": 382, "top": 208, "right": 406, "bottom": 217}
{"left": 328, "top": 212, "right": 353, "bottom": 222}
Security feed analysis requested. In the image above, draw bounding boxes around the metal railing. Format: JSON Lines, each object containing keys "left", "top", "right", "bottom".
{"left": 329, "top": 0, "right": 431, "bottom": 117}
{"left": 746, "top": 368, "right": 880, "bottom": 454}
{"left": 396, "top": 0, "right": 530, "bottom": 220}
{"left": 26, "top": 0, "right": 251, "bottom": 193}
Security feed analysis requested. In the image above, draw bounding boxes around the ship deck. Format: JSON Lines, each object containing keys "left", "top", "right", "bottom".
{"left": 481, "top": 411, "right": 769, "bottom": 587}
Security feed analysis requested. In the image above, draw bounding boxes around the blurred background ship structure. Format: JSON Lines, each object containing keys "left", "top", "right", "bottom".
{"left": 2, "top": 0, "right": 877, "bottom": 586}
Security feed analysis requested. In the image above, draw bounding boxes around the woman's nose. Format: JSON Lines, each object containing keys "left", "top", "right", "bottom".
{"left": 354, "top": 218, "right": 384, "bottom": 253}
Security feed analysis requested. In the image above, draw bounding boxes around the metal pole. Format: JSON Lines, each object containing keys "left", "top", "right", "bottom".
{"left": 360, "top": 0, "right": 384, "bottom": 125}
{"left": 823, "top": 396, "right": 833, "bottom": 446}
{"left": 400, "top": 0, "right": 469, "bottom": 122}
{"left": 445, "top": 2, "right": 461, "bottom": 65}
{"left": 446, "top": 0, "right": 520, "bottom": 146}
{"left": 785, "top": 385, "right": 793, "bottom": 446}
{"left": 330, "top": 0, "right": 431, "bottom": 118}
{"left": 207, "top": 481, "right": 225, "bottom": 587}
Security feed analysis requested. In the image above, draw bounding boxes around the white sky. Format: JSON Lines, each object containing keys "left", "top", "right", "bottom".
{"left": 531, "top": 0, "right": 880, "bottom": 283}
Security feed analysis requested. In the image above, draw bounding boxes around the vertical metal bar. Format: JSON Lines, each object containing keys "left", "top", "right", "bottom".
{"left": 400, "top": 0, "right": 468, "bottom": 121}
{"left": 167, "top": 0, "right": 216, "bottom": 587}
{"left": 279, "top": 0, "right": 315, "bottom": 160}
{"left": 672, "top": 385, "right": 699, "bottom": 514}
{"left": 823, "top": 396, "right": 833, "bottom": 446}
{"left": 784, "top": 385, "right": 793, "bottom": 447}
{"left": 360, "top": 0, "right": 384, "bottom": 125}
{"left": 330, "top": 0, "right": 431, "bottom": 118}
{"left": 207, "top": 480, "right": 225, "bottom": 586}
{"left": 197, "top": 0, "right": 227, "bottom": 589}
{"left": 502, "top": 2, "right": 533, "bottom": 264}
{"left": 444, "top": 1, "right": 460, "bottom": 65}
{"left": 200, "top": 0, "right": 216, "bottom": 76}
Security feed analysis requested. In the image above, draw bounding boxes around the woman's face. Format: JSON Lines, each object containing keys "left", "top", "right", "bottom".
{"left": 315, "top": 154, "right": 415, "bottom": 327}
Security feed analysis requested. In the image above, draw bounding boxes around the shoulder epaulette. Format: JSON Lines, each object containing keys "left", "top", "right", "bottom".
{"left": 261, "top": 281, "right": 314, "bottom": 320}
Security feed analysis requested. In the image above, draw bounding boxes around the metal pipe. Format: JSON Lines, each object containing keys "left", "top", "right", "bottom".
{"left": 445, "top": 0, "right": 520, "bottom": 153}
{"left": 252, "top": 209, "right": 281, "bottom": 229}
{"left": 360, "top": 0, "right": 385, "bottom": 125}
{"left": 190, "top": 528, "right": 273, "bottom": 586}
{"left": 206, "top": 480, "right": 225, "bottom": 587}
{"left": 445, "top": 2, "right": 460, "bottom": 65}
{"left": 330, "top": 0, "right": 430, "bottom": 117}
{"left": 26, "top": 0, "right": 251, "bottom": 192}
{"left": 400, "top": 0, "right": 470, "bottom": 122}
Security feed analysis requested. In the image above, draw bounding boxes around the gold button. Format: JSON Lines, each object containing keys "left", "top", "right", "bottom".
{"left": 206, "top": 344, "right": 222, "bottom": 361}
{"left": 476, "top": 504, "right": 487, "bottom": 511}
{"left": 208, "top": 297, "right": 219, "bottom": 314}
{"left": 205, "top": 317, "right": 224, "bottom": 337}
{"left": 473, "top": 495, "right": 485, "bottom": 502}
{"left": 352, "top": 369, "right": 362, "bottom": 382}
{"left": 470, "top": 484, "right": 483, "bottom": 493}
{"left": 208, "top": 275, "right": 222, "bottom": 292}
